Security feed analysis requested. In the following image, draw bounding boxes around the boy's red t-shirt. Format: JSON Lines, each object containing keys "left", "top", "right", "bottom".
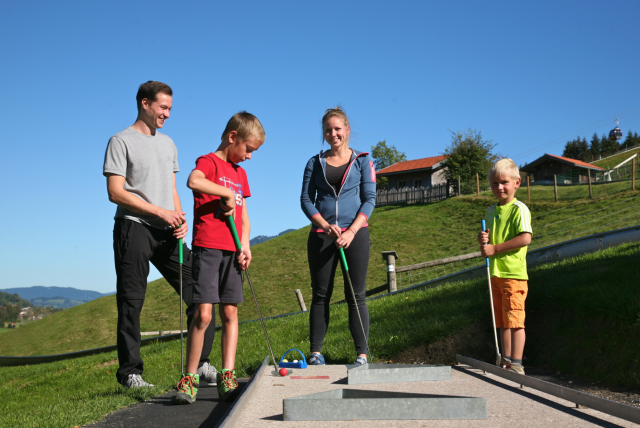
{"left": 191, "top": 153, "right": 251, "bottom": 252}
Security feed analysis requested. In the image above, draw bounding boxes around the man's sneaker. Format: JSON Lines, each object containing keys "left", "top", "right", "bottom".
{"left": 122, "top": 374, "right": 154, "bottom": 388}
{"left": 197, "top": 362, "right": 218, "bottom": 385}
{"left": 506, "top": 363, "right": 525, "bottom": 375}
{"left": 500, "top": 356, "right": 512, "bottom": 368}
{"left": 216, "top": 369, "right": 239, "bottom": 401}
{"left": 308, "top": 353, "right": 325, "bottom": 365}
{"left": 171, "top": 374, "right": 199, "bottom": 405}
{"left": 354, "top": 356, "right": 367, "bottom": 365}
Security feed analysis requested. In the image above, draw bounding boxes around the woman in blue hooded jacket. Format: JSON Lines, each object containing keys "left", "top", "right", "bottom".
{"left": 300, "top": 107, "right": 377, "bottom": 365}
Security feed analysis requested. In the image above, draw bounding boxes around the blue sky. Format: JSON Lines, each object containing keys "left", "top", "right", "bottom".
{"left": 1, "top": 0, "right": 639, "bottom": 293}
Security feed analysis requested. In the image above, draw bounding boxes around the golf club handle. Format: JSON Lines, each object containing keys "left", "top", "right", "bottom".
{"left": 226, "top": 216, "right": 243, "bottom": 252}
{"left": 481, "top": 220, "right": 489, "bottom": 268}
{"left": 178, "top": 224, "right": 183, "bottom": 264}
{"left": 338, "top": 247, "right": 349, "bottom": 271}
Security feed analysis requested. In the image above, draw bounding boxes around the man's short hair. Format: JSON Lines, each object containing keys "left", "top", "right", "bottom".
{"left": 488, "top": 158, "right": 520, "bottom": 181}
{"left": 136, "top": 81, "right": 173, "bottom": 112}
{"left": 221, "top": 111, "right": 266, "bottom": 143}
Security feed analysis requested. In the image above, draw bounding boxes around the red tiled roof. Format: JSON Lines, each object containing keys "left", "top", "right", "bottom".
{"left": 377, "top": 155, "right": 448, "bottom": 175}
{"left": 546, "top": 154, "right": 605, "bottom": 170}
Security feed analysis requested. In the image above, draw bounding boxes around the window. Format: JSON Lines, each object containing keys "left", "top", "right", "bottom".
{"left": 414, "top": 179, "right": 422, "bottom": 188}
{"left": 398, "top": 180, "right": 406, "bottom": 189}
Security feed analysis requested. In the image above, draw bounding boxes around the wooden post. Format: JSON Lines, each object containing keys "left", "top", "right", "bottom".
{"left": 294, "top": 289, "right": 307, "bottom": 312}
{"left": 159, "top": 330, "right": 164, "bottom": 337}
{"left": 381, "top": 251, "right": 399, "bottom": 293}
{"left": 633, "top": 158, "right": 636, "bottom": 190}
{"left": 458, "top": 176, "right": 461, "bottom": 196}
{"left": 476, "top": 173, "right": 480, "bottom": 197}
{"left": 554, "top": 174, "right": 558, "bottom": 202}
{"left": 527, "top": 176, "right": 531, "bottom": 202}
{"left": 588, "top": 169, "right": 593, "bottom": 199}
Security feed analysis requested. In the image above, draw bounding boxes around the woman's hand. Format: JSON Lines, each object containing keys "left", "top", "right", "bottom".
{"left": 335, "top": 229, "right": 356, "bottom": 248}
{"left": 323, "top": 224, "right": 342, "bottom": 238}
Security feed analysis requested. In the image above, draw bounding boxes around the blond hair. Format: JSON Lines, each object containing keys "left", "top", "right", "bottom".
{"left": 322, "top": 106, "right": 350, "bottom": 145}
{"left": 221, "top": 111, "right": 265, "bottom": 143}
{"left": 488, "top": 158, "right": 520, "bottom": 181}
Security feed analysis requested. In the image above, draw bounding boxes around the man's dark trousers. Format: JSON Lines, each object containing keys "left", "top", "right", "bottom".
{"left": 113, "top": 219, "right": 215, "bottom": 384}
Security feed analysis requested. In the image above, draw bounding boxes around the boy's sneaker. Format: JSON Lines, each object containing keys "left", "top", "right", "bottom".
{"left": 197, "top": 362, "right": 218, "bottom": 385}
{"left": 354, "top": 356, "right": 368, "bottom": 366}
{"left": 308, "top": 353, "right": 325, "bottom": 365}
{"left": 217, "top": 369, "right": 239, "bottom": 401}
{"left": 171, "top": 374, "right": 199, "bottom": 405}
{"left": 121, "top": 374, "right": 154, "bottom": 388}
{"left": 506, "top": 363, "right": 525, "bottom": 375}
{"left": 500, "top": 357, "right": 512, "bottom": 368}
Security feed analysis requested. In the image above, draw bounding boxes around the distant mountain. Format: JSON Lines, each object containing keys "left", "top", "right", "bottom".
{"left": 29, "top": 296, "right": 87, "bottom": 309}
{"left": 0, "top": 287, "right": 113, "bottom": 307}
{"left": 250, "top": 229, "right": 295, "bottom": 246}
{"left": 0, "top": 290, "right": 31, "bottom": 308}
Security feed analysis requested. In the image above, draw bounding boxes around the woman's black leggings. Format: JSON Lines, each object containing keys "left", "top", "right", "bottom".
{"left": 307, "top": 228, "right": 370, "bottom": 356}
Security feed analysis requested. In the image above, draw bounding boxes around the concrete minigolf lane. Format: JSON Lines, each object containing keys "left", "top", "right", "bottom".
{"left": 232, "top": 365, "right": 636, "bottom": 427}
{"left": 85, "top": 379, "right": 248, "bottom": 428}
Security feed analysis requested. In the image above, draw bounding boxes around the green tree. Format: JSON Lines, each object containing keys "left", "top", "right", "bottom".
{"left": 442, "top": 129, "right": 497, "bottom": 193}
{"left": 589, "top": 133, "right": 601, "bottom": 160}
{"left": 370, "top": 140, "right": 407, "bottom": 188}
{"left": 562, "top": 136, "right": 589, "bottom": 161}
{"left": 601, "top": 134, "right": 620, "bottom": 157}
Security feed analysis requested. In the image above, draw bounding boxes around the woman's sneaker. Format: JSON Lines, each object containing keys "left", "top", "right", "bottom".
{"left": 197, "top": 362, "right": 218, "bottom": 385}
{"left": 171, "top": 374, "right": 199, "bottom": 404}
{"left": 216, "top": 369, "right": 239, "bottom": 401}
{"left": 354, "top": 356, "right": 368, "bottom": 366}
{"left": 506, "top": 363, "right": 525, "bottom": 375}
{"left": 308, "top": 353, "right": 326, "bottom": 365}
{"left": 121, "top": 374, "right": 154, "bottom": 388}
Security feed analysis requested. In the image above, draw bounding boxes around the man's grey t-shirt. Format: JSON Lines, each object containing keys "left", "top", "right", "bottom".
{"left": 103, "top": 126, "right": 179, "bottom": 229}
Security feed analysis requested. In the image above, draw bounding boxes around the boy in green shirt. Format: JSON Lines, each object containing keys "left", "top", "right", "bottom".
{"left": 478, "top": 158, "right": 533, "bottom": 374}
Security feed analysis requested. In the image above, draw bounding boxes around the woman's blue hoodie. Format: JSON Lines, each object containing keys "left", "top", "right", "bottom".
{"left": 300, "top": 149, "right": 377, "bottom": 230}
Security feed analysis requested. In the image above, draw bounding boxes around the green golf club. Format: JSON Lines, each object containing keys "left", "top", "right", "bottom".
{"left": 178, "top": 225, "right": 184, "bottom": 377}
{"left": 338, "top": 246, "right": 373, "bottom": 364}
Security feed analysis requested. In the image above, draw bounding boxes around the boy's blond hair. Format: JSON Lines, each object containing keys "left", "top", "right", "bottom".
{"left": 488, "top": 158, "right": 520, "bottom": 181}
{"left": 221, "top": 111, "right": 265, "bottom": 143}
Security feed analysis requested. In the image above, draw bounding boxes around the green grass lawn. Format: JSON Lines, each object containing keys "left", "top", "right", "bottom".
{"left": 0, "top": 328, "right": 13, "bottom": 335}
{"left": 2, "top": 241, "right": 639, "bottom": 428}
{"left": 1, "top": 183, "right": 639, "bottom": 358}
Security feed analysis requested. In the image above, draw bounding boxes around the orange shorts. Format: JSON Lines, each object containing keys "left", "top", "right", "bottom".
{"left": 490, "top": 277, "right": 528, "bottom": 329}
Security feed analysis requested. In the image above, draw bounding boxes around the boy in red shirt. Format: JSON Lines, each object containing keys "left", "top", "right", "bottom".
{"left": 172, "top": 112, "right": 265, "bottom": 404}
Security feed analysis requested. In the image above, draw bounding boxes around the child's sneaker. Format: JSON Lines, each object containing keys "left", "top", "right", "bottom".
{"left": 354, "top": 356, "right": 367, "bottom": 365}
{"left": 171, "top": 374, "right": 199, "bottom": 404}
{"left": 197, "top": 362, "right": 218, "bottom": 385}
{"left": 308, "top": 353, "right": 325, "bottom": 365}
{"left": 121, "top": 374, "right": 155, "bottom": 388}
{"left": 506, "top": 363, "right": 525, "bottom": 375}
{"left": 216, "top": 369, "right": 239, "bottom": 401}
{"left": 500, "top": 356, "right": 512, "bottom": 368}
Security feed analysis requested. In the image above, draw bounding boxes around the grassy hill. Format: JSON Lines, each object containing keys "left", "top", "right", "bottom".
{"left": 2, "top": 241, "right": 639, "bottom": 428}
{"left": 1, "top": 183, "right": 639, "bottom": 357}
{"left": 592, "top": 146, "right": 640, "bottom": 169}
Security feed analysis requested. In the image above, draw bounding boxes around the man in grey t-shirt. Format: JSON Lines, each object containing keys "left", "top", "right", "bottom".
{"left": 104, "top": 81, "right": 215, "bottom": 388}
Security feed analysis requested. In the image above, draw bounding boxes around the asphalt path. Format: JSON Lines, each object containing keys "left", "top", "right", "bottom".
{"left": 85, "top": 379, "right": 248, "bottom": 428}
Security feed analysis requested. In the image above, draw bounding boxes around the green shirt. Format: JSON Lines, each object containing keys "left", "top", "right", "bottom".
{"left": 484, "top": 198, "right": 533, "bottom": 280}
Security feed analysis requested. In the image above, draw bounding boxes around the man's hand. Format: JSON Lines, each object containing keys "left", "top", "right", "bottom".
{"left": 237, "top": 245, "right": 252, "bottom": 270}
{"left": 335, "top": 229, "right": 355, "bottom": 249}
{"left": 157, "top": 209, "right": 186, "bottom": 229}
{"left": 480, "top": 244, "right": 496, "bottom": 258}
{"left": 174, "top": 219, "right": 188, "bottom": 239}
{"left": 478, "top": 229, "right": 490, "bottom": 245}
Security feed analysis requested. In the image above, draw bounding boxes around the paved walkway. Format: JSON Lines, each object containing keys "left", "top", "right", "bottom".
{"left": 85, "top": 379, "right": 248, "bottom": 428}
{"left": 233, "top": 365, "right": 636, "bottom": 427}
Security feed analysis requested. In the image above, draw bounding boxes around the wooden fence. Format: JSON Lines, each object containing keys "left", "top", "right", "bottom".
{"left": 376, "top": 183, "right": 455, "bottom": 207}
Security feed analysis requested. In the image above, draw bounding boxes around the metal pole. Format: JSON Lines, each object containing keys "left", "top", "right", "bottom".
{"left": 554, "top": 174, "right": 558, "bottom": 203}
{"left": 294, "top": 289, "right": 307, "bottom": 312}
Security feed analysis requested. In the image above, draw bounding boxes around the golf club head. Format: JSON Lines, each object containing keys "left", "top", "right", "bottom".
{"left": 496, "top": 354, "right": 502, "bottom": 367}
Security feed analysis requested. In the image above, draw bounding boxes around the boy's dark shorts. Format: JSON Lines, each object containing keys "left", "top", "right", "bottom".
{"left": 192, "top": 246, "right": 244, "bottom": 304}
